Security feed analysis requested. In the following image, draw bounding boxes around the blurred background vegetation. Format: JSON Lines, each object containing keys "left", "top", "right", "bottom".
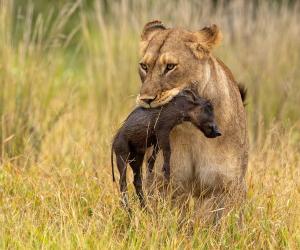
{"left": 1, "top": 0, "right": 299, "bottom": 161}
{"left": 0, "top": 0, "right": 299, "bottom": 248}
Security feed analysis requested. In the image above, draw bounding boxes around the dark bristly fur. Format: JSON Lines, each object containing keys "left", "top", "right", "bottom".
{"left": 111, "top": 89, "right": 221, "bottom": 208}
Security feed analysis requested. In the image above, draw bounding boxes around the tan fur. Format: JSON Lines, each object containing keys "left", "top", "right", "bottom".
{"left": 194, "top": 24, "right": 223, "bottom": 50}
{"left": 137, "top": 21, "right": 248, "bottom": 202}
{"left": 139, "top": 41, "right": 149, "bottom": 57}
{"left": 159, "top": 53, "right": 179, "bottom": 65}
{"left": 140, "top": 52, "right": 155, "bottom": 65}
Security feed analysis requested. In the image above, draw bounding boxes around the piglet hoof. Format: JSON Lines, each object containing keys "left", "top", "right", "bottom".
{"left": 138, "top": 197, "right": 146, "bottom": 209}
{"left": 141, "top": 203, "right": 150, "bottom": 214}
{"left": 120, "top": 202, "right": 132, "bottom": 217}
{"left": 120, "top": 195, "right": 131, "bottom": 213}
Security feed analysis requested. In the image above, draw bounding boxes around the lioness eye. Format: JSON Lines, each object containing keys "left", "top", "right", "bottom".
{"left": 166, "top": 64, "right": 176, "bottom": 71}
{"left": 140, "top": 63, "right": 148, "bottom": 72}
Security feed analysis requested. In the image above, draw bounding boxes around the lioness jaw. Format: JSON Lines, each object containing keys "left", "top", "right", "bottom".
{"left": 136, "top": 88, "right": 181, "bottom": 108}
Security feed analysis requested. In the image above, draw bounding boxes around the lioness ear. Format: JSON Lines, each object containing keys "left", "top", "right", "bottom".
{"left": 141, "top": 20, "right": 166, "bottom": 41}
{"left": 195, "top": 24, "right": 223, "bottom": 50}
{"left": 186, "top": 25, "right": 222, "bottom": 60}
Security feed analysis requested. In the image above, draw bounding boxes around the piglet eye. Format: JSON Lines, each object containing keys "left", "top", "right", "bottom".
{"left": 140, "top": 63, "right": 148, "bottom": 72}
{"left": 205, "top": 103, "right": 213, "bottom": 113}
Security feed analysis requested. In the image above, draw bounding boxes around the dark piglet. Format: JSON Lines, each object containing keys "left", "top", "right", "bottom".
{"left": 111, "top": 89, "right": 221, "bottom": 208}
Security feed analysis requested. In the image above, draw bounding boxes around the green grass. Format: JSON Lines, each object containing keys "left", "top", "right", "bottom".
{"left": 0, "top": 0, "right": 299, "bottom": 249}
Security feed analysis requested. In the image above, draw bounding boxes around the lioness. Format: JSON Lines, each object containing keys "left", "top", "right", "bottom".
{"left": 136, "top": 20, "right": 248, "bottom": 214}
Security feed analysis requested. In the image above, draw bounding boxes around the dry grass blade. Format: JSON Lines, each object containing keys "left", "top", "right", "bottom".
{"left": 0, "top": 0, "right": 299, "bottom": 249}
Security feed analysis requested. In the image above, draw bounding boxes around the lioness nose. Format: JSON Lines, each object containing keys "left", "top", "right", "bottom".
{"left": 140, "top": 96, "right": 156, "bottom": 105}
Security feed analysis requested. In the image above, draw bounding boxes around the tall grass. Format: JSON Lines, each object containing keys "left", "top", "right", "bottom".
{"left": 0, "top": 0, "right": 299, "bottom": 249}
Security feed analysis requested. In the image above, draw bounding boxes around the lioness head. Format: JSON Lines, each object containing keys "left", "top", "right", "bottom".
{"left": 137, "top": 20, "right": 222, "bottom": 108}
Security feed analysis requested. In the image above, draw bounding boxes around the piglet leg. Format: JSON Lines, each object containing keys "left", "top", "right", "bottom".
{"left": 147, "top": 142, "right": 159, "bottom": 173}
{"left": 157, "top": 133, "right": 171, "bottom": 182}
{"left": 116, "top": 155, "right": 129, "bottom": 209}
{"left": 130, "top": 154, "right": 146, "bottom": 207}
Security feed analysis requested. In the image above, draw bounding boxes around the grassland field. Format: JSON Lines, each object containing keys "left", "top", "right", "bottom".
{"left": 0, "top": 0, "right": 299, "bottom": 249}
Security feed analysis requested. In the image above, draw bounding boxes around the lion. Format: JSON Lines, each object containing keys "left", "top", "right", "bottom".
{"left": 136, "top": 20, "right": 248, "bottom": 218}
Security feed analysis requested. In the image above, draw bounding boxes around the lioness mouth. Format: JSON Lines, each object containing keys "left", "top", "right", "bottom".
{"left": 137, "top": 88, "right": 181, "bottom": 108}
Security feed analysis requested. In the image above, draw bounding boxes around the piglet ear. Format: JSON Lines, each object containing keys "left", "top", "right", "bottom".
{"left": 141, "top": 20, "right": 167, "bottom": 41}
{"left": 190, "top": 82, "right": 200, "bottom": 95}
{"left": 181, "top": 89, "right": 198, "bottom": 103}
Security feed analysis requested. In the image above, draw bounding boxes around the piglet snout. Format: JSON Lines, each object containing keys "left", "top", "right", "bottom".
{"left": 212, "top": 125, "right": 222, "bottom": 137}
{"left": 207, "top": 124, "right": 222, "bottom": 138}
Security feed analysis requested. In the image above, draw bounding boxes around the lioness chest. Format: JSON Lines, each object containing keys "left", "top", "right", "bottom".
{"left": 147, "top": 123, "right": 242, "bottom": 191}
